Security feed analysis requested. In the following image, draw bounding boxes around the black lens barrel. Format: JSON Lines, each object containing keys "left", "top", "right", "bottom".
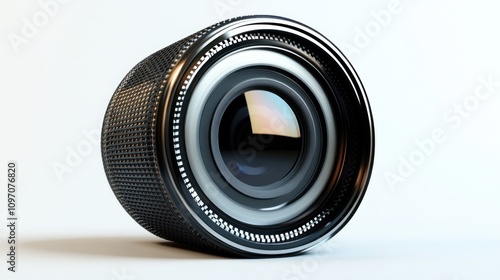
{"left": 101, "top": 15, "right": 374, "bottom": 257}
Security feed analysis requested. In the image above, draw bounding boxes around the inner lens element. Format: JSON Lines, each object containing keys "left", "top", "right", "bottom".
{"left": 218, "top": 90, "right": 302, "bottom": 187}
{"left": 187, "top": 49, "right": 334, "bottom": 226}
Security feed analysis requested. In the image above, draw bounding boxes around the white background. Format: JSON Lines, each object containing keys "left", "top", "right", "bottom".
{"left": 1, "top": 0, "right": 500, "bottom": 279}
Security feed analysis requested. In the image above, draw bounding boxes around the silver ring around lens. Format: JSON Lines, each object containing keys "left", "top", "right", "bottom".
{"left": 185, "top": 48, "right": 337, "bottom": 226}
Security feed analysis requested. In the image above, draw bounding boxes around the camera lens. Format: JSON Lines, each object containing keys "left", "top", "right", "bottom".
{"left": 102, "top": 15, "right": 374, "bottom": 257}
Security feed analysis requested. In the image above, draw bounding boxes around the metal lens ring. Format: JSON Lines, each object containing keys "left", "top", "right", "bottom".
{"left": 208, "top": 68, "right": 321, "bottom": 201}
{"left": 185, "top": 48, "right": 337, "bottom": 226}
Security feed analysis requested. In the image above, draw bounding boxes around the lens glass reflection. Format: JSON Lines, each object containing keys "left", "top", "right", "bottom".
{"left": 218, "top": 90, "right": 302, "bottom": 186}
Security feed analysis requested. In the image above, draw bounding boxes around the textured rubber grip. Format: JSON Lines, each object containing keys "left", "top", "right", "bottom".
{"left": 101, "top": 23, "right": 227, "bottom": 254}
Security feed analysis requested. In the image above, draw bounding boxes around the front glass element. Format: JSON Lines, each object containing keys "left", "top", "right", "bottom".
{"left": 243, "top": 90, "right": 301, "bottom": 138}
{"left": 218, "top": 90, "right": 303, "bottom": 187}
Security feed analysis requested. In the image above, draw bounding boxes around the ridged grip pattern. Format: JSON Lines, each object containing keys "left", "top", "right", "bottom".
{"left": 101, "top": 24, "right": 228, "bottom": 254}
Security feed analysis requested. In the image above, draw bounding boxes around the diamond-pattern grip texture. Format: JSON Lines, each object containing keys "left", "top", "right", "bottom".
{"left": 101, "top": 29, "right": 226, "bottom": 254}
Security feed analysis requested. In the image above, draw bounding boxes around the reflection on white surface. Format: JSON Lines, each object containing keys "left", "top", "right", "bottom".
{"left": 17, "top": 235, "right": 500, "bottom": 280}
